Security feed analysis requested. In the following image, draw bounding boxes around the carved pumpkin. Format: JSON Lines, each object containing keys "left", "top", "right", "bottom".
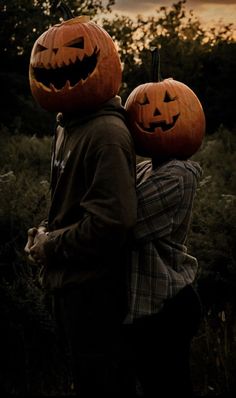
{"left": 125, "top": 78, "right": 205, "bottom": 158}
{"left": 29, "top": 16, "right": 122, "bottom": 112}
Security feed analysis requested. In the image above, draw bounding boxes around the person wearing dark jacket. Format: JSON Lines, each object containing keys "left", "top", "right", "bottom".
{"left": 25, "top": 96, "right": 137, "bottom": 397}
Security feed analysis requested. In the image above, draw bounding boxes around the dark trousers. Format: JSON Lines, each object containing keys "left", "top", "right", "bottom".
{"left": 53, "top": 280, "right": 136, "bottom": 397}
{"left": 125, "top": 284, "right": 202, "bottom": 398}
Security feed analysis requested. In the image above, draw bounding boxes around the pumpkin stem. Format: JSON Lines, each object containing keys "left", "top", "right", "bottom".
{"left": 150, "top": 46, "right": 162, "bottom": 82}
{"left": 50, "top": 1, "right": 74, "bottom": 20}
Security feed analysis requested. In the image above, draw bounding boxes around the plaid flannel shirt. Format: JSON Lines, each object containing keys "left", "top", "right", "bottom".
{"left": 126, "top": 159, "right": 203, "bottom": 323}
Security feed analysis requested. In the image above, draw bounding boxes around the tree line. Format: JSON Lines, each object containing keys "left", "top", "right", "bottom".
{"left": 0, "top": 0, "right": 235, "bottom": 136}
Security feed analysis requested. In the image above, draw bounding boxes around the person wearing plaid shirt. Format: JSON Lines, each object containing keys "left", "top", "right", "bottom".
{"left": 125, "top": 157, "right": 203, "bottom": 398}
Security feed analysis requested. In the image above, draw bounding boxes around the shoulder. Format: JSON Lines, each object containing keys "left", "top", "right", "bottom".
{"left": 163, "top": 159, "right": 203, "bottom": 182}
{"left": 137, "top": 163, "right": 183, "bottom": 207}
{"left": 88, "top": 114, "right": 133, "bottom": 149}
{"left": 136, "top": 159, "right": 202, "bottom": 204}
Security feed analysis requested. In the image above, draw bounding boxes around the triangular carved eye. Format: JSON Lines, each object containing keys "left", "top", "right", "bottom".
{"left": 138, "top": 93, "right": 150, "bottom": 105}
{"left": 35, "top": 44, "right": 47, "bottom": 53}
{"left": 164, "top": 90, "right": 176, "bottom": 102}
{"left": 65, "top": 37, "right": 84, "bottom": 49}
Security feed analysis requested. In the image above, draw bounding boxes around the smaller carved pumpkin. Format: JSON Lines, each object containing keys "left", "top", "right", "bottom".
{"left": 125, "top": 78, "right": 205, "bottom": 158}
{"left": 29, "top": 16, "right": 122, "bottom": 112}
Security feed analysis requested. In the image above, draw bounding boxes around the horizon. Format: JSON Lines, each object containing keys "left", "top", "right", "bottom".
{"left": 105, "top": 0, "right": 236, "bottom": 29}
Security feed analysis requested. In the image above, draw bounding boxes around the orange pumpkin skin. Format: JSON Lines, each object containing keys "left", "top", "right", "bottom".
{"left": 125, "top": 78, "right": 205, "bottom": 158}
{"left": 29, "top": 16, "right": 122, "bottom": 112}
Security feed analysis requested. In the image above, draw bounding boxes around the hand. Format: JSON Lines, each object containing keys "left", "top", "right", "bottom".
{"left": 25, "top": 226, "right": 47, "bottom": 264}
{"left": 24, "top": 227, "right": 38, "bottom": 255}
{"left": 29, "top": 231, "right": 48, "bottom": 265}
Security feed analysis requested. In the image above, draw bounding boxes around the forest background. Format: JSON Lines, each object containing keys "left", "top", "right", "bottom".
{"left": 0, "top": 0, "right": 236, "bottom": 396}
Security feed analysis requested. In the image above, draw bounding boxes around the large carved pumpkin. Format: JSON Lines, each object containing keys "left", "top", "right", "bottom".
{"left": 125, "top": 78, "right": 205, "bottom": 158}
{"left": 29, "top": 16, "right": 122, "bottom": 112}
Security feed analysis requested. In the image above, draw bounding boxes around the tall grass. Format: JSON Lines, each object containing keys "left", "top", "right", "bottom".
{"left": 0, "top": 129, "right": 73, "bottom": 395}
{"left": 0, "top": 125, "right": 235, "bottom": 395}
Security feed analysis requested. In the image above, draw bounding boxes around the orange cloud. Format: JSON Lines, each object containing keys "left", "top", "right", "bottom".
{"left": 112, "top": 0, "right": 236, "bottom": 25}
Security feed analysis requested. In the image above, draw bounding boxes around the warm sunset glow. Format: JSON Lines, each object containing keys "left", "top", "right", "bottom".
{"left": 110, "top": 0, "right": 236, "bottom": 29}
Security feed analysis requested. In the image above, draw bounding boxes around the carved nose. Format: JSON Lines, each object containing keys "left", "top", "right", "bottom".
{"left": 53, "top": 48, "right": 59, "bottom": 55}
{"left": 154, "top": 107, "right": 161, "bottom": 116}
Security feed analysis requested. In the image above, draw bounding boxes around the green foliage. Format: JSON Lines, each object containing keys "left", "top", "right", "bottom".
{"left": 189, "top": 127, "right": 236, "bottom": 395}
{"left": 0, "top": 129, "right": 51, "bottom": 173}
{"left": 0, "top": 128, "right": 74, "bottom": 395}
{"left": 0, "top": 266, "right": 73, "bottom": 395}
{"left": 0, "top": 130, "right": 51, "bottom": 258}
{"left": 0, "top": 71, "right": 55, "bottom": 135}
{"left": 191, "top": 305, "right": 236, "bottom": 396}
{"left": 190, "top": 127, "right": 236, "bottom": 308}
{"left": 200, "top": 42, "right": 236, "bottom": 133}
{"left": 0, "top": 0, "right": 115, "bottom": 65}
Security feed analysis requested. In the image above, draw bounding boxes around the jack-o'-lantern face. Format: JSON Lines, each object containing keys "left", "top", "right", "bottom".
{"left": 136, "top": 88, "right": 180, "bottom": 133}
{"left": 29, "top": 16, "right": 122, "bottom": 112}
{"left": 125, "top": 78, "right": 205, "bottom": 158}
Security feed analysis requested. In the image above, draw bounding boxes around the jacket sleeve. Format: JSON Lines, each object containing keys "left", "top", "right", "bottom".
{"left": 43, "top": 142, "right": 137, "bottom": 266}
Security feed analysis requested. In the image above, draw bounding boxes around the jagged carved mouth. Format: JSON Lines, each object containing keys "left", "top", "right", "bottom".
{"left": 32, "top": 48, "right": 99, "bottom": 90}
{"left": 138, "top": 113, "right": 180, "bottom": 132}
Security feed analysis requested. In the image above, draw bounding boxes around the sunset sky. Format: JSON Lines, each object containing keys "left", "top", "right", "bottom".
{"left": 109, "top": 0, "right": 236, "bottom": 27}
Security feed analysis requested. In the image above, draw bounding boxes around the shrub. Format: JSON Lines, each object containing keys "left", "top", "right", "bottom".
{"left": 0, "top": 129, "right": 73, "bottom": 395}
{"left": 190, "top": 127, "right": 236, "bottom": 395}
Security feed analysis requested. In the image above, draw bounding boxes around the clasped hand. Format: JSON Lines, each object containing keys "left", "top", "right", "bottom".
{"left": 24, "top": 226, "right": 48, "bottom": 265}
